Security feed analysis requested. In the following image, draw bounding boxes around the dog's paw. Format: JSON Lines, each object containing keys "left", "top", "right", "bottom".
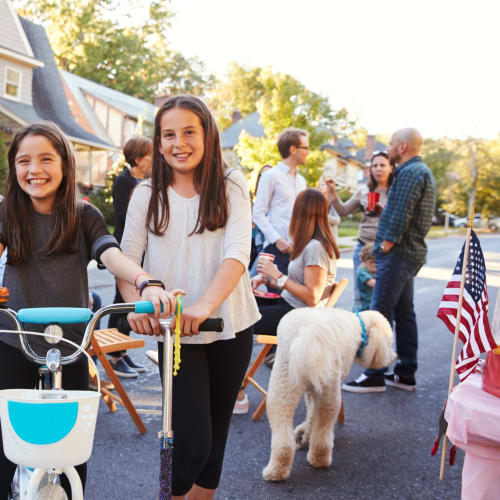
{"left": 308, "top": 446, "right": 332, "bottom": 468}
{"left": 262, "top": 463, "right": 289, "bottom": 482}
{"left": 294, "top": 423, "right": 310, "bottom": 449}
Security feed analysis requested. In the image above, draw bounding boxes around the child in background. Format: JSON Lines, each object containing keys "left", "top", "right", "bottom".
{"left": 357, "top": 242, "right": 376, "bottom": 311}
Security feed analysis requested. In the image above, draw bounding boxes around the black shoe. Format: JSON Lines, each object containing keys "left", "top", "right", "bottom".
{"left": 109, "top": 357, "right": 138, "bottom": 378}
{"left": 123, "top": 354, "right": 146, "bottom": 373}
{"left": 385, "top": 372, "right": 416, "bottom": 391}
{"left": 342, "top": 373, "right": 386, "bottom": 393}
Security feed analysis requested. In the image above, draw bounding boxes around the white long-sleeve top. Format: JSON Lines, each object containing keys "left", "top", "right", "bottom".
{"left": 121, "top": 169, "right": 261, "bottom": 344}
{"left": 252, "top": 162, "right": 307, "bottom": 247}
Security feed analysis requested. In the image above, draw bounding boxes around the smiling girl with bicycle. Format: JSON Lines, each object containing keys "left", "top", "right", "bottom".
{"left": 118, "top": 95, "right": 260, "bottom": 500}
{"left": 0, "top": 121, "right": 175, "bottom": 499}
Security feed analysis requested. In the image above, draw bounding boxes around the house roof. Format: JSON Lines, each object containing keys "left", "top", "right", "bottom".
{"left": 61, "top": 70, "right": 156, "bottom": 124}
{"left": 221, "top": 111, "right": 265, "bottom": 149}
{"left": 320, "top": 137, "right": 360, "bottom": 160}
{"left": 355, "top": 141, "right": 388, "bottom": 163}
{"left": 2, "top": 18, "right": 112, "bottom": 149}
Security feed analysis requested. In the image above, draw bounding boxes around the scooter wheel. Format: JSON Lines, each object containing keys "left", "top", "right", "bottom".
{"left": 36, "top": 483, "right": 68, "bottom": 500}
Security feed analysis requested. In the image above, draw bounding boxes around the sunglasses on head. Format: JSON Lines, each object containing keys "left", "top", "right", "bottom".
{"left": 371, "top": 150, "right": 389, "bottom": 159}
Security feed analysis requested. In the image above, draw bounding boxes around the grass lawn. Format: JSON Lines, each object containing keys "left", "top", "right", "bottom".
{"left": 338, "top": 226, "right": 359, "bottom": 238}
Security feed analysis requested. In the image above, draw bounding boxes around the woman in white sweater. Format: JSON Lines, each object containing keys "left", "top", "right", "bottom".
{"left": 117, "top": 95, "right": 260, "bottom": 500}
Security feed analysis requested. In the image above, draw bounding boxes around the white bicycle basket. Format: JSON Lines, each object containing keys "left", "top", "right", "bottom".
{"left": 0, "top": 389, "right": 100, "bottom": 468}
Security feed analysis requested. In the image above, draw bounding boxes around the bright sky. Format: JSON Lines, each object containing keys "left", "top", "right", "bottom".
{"left": 168, "top": 0, "right": 500, "bottom": 140}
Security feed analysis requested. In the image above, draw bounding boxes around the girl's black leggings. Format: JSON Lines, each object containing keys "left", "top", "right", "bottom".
{"left": 0, "top": 342, "right": 89, "bottom": 500}
{"left": 157, "top": 326, "right": 253, "bottom": 496}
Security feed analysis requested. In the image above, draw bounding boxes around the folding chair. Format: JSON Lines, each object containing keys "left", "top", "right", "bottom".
{"left": 87, "top": 328, "right": 146, "bottom": 434}
{"left": 243, "top": 277, "right": 349, "bottom": 422}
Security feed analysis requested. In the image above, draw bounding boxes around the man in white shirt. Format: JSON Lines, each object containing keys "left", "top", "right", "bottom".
{"left": 253, "top": 128, "right": 309, "bottom": 274}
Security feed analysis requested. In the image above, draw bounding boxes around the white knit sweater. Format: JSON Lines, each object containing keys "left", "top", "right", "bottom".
{"left": 121, "top": 169, "right": 261, "bottom": 344}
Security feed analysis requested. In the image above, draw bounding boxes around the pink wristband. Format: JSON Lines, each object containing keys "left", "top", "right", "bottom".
{"left": 134, "top": 272, "right": 151, "bottom": 288}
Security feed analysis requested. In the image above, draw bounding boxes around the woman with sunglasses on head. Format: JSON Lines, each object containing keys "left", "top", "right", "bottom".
{"left": 325, "top": 151, "right": 394, "bottom": 311}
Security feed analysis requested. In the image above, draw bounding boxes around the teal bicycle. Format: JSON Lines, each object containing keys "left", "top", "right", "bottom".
{"left": 0, "top": 299, "right": 180, "bottom": 500}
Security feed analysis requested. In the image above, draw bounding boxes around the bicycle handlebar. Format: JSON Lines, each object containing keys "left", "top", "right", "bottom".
{"left": 0, "top": 301, "right": 224, "bottom": 366}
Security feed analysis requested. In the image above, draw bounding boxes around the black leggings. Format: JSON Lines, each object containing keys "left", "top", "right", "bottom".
{"left": 0, "top": 342, "right": 89, "bottom": 500}
{"left": 157, "top": 327, "right": 253, "bottom": 496}
{"left": 253, "top": 297, "right": 295, "bottom": 335}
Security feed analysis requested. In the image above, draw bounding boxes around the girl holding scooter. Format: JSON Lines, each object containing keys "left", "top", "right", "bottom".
{"left": 118, "top": 95, "right": 260, "bottom": 500}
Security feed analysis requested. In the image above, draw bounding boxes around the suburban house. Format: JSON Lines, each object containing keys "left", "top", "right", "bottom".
{"left": 220, "top": 111, "right": 265, "bottom": 170}
{"left": 61, "top": 70, "right": 156, "bottom": 150}
{"left": 320, "top": 137, "right": 366, "bottom": 189}
{"left": 220, "top": 111, "right": 370, "bottom": 191}
{"left": 0, "top": 0, "right": 115, "bottom": 186}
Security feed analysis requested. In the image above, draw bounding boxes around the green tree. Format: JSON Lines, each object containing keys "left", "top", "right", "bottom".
{"left": 439, "top": 138, "right": 500, "bottom": 218}
{"left": 421, "top": 138, "right": 457, "bottom": 209}
{"left": 221, "top": 65, "right": 355, "bottom": 189}
{"left": 15, "top": 0, "right": 214, "bottom": 101}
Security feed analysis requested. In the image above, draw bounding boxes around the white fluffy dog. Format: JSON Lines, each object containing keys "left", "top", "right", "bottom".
{"left": 262, "top": 308, "right": 396, "bottom": 481}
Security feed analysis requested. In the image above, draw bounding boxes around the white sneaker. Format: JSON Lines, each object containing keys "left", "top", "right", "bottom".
{"left": 233, "top": 394, "right": 249, "bottom": 414}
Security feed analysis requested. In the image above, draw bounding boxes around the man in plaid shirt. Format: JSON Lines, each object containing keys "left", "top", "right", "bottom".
{"left": 343, "top": 128, "right": 436, "bottom": 393}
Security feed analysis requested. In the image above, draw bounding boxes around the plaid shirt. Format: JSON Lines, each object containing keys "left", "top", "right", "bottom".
{"left": 374, "top": 156, "right": 436, "bottom": 266}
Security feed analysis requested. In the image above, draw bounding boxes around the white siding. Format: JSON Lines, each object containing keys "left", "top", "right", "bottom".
{"left": 107, "top": 107, "right": 123, "bottom": 146}
{"left": 93, "top": 100, "right": 108, "bottom": 130}
{"left": 0, "top": 58, "right": 32, "bottom": 104}
{"left": 0, "top": 0, "right": 31, "bottom": 56}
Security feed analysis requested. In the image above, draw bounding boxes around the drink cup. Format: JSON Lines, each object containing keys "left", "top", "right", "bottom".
{"left": 367, "top": 192, "right": 380, "bottom": 212}
{"left": 258, "top": 253, "right": 275, "bottom": 266}
{"left": 257, "top": 253, "right": 275, "bottom": 282}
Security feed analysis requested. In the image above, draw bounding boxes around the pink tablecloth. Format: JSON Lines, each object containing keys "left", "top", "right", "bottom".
{"left": 445, "top": 372, "right": 500, "bottom": 500}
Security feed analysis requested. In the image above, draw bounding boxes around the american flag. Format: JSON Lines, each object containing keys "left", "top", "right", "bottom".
{"left": 437, "top": 231, "right": 496, "bottom": 381}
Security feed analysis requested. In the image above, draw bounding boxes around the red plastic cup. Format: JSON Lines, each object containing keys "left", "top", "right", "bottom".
{"left": 258, "top": 253, "right": 275, "bottom": 265}
{"left": 367, "top": 192, "right": 380, "bottom": 212}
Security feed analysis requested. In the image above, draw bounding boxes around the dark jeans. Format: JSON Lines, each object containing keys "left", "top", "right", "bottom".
{"left": 365, "top": 248, "right": 422, "bottom": 378}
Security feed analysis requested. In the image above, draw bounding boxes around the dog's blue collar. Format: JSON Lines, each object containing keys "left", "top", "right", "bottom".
{"left": 355, "top": 310, "right": 367, "bottom": 358}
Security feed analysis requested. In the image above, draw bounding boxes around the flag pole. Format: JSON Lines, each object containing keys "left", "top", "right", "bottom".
{"left": 439, "top": 202, "right": 475, "bottom": 480}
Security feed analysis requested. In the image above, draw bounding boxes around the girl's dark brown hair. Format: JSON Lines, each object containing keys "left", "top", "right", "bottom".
{"left": 148, "top": 95, "right": 229, "bottom": 235}
{"left": 289, "top": 188, "right": 340, "bottom": 261}
{"left": 367, "top": 151, "right": 395, "bottom": 191}
{"left": 5, "top": 121, "right": 78, "bottom": 264}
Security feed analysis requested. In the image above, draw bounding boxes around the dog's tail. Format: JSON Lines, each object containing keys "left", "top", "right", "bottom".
{"left": 280, "top": 310, "right": 334, "bottom": 393}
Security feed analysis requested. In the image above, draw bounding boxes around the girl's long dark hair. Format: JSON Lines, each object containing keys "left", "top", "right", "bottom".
{"left": 148, "top": 95, "right": 229, "bottom": 235}
{"left": 5, "top": 121, "right": 78, "bottom": 264}
{"left": 289, "top": 188, "right": 340, "bottom": 261}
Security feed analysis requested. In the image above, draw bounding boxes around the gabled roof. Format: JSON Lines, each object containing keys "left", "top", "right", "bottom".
{"left": 355, "top": 141, "right": 388, "bottom": 163}
{"left": 221, "top": 111, "right": 265, "bottom": 149}
{"left": 320, "top": 137, "right": 360, "bottom": 160}
{"left": 61, "top": 70, "right": 156, "bottom": 124}
{"left": 0, "top": 16, "right": 112, "bottom": 149}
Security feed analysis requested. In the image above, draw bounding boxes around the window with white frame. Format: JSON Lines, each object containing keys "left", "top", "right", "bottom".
{"left": 4, "top": 67, "right": 21, "bottom": 100}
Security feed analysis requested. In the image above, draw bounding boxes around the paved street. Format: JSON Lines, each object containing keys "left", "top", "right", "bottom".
{"left": 86, "top": 234, "right": 500, "bottom": 499}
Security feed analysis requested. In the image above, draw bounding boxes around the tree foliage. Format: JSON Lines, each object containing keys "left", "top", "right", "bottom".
{"left": 215, "top": 64, "right": 355, "bottom": 189}
{"left": 422, "top": 137, "right": 500, "bottom": 218}
{"left": 15, "top": 0, "right": 214, "bottom": 101}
